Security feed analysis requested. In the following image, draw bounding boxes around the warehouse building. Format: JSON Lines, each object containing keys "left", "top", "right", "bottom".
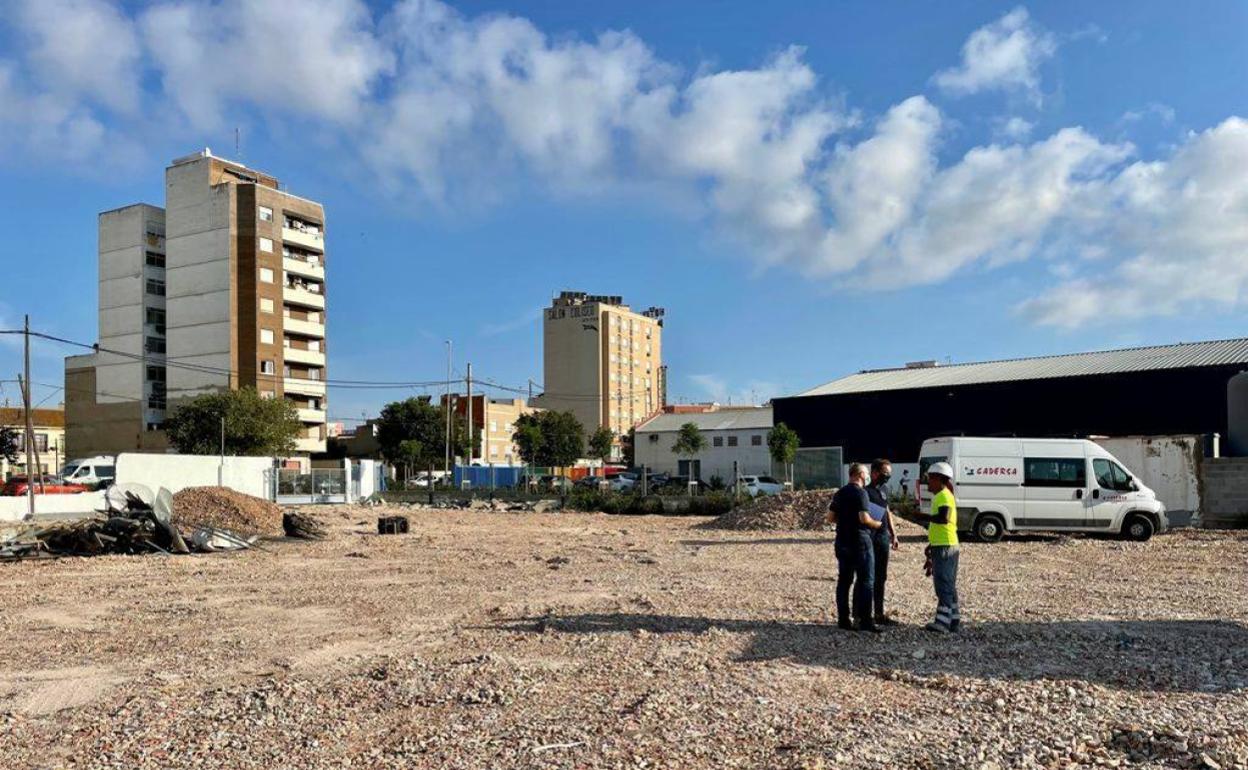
{"left": 772, "top": 338, "right": 1248, "bottom": 465}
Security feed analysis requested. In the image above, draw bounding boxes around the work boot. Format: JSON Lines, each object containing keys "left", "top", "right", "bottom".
{"left": 924, "top": 621, "right": 950, "bottom": 633}
{"left": 858, "top": 619, "right": 883, "bottom": 633}
{"left": 874, "top": 614, "right": 898, "bottom": 626}
{"left": 837, "top": 619, "right": 855, "bottom": 631}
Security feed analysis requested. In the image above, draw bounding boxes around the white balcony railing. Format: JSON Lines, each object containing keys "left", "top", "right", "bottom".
{"left": 283, "top": 347, "right": 325, "bottom": 366}
{"left": 283, "top": 316, "right": 325, "bottom": 338}
{"left": 284, "top": 377, "right": 326, "bottom": 397}
{"left": 283, "top": 284, "right": 325, "bottom": 310}
{"left": 282, "top": 227, "right": 323, "bottom": 252}
{"left": 283, "top": 256, "right": 325, "bottom": 281}
{"left": 296, "top": 407, "right": 327, "bottom": 424}
{"left": 293, "top": 436, "right": 326, "bottom": 453}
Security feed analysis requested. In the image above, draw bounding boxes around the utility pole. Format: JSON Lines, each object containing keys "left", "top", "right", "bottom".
{"left": 466, "top": 362, "right": 473, "bottom": 466}
{"left": 444, "top": 340, "right": 452, "bottom": 477}
{"left": 22, "top": 315, "right": 38, "bottom": 516}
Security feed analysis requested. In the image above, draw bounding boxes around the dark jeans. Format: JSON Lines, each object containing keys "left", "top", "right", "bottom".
{"left": 835, "top": 533, "right": 875, "bottom": 624}
{"left": 930, "top": 545, "right": 961, "bottom": 629}
{"left": 871, "top": 527, "right": 891, "bottom": 617}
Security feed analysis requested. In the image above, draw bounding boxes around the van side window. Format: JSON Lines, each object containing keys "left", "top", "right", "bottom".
{"left": 98, "top": 465, "right": 115, "bottom": 479}
{"left": 1093, "top": 459, "right": 1132, "bottom": 491}
{"left": 1024, "top": 457, "right": 1086, "bottom": 487}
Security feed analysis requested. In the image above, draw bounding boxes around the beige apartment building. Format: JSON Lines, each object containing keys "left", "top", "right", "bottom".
{"left": 0, "top": 407, "right": 66, "bottom": 479}
{"left": 443, "top": 395, "right": 537, "bottom": 466}
{"left": 535, "top": 291, "right": 665, "bottom": 442}
{"left": 66, "top": 149, "right": 329, "bottom": 457}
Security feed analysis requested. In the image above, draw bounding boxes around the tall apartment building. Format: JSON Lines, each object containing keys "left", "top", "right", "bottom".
{"left": 66, "top": 149, "right": 329, "bottom": 457}
{"left": 536, "top": 291, "right": 664, "bottom": 440}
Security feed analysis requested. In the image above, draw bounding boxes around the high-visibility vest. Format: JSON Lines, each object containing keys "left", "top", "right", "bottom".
{"left": 929, "top": 487, "right": 959, "bottom": 546}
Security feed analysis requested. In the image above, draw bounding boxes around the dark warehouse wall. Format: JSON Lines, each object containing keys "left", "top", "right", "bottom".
{"left": 772, "top": 366, "right": 1243, "bottom": 463}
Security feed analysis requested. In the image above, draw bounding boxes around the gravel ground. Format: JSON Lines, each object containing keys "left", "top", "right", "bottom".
{"left": 1, "top": 507, "right": 1246, "bottom": 769}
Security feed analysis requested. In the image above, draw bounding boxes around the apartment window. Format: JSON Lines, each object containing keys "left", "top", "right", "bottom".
{"left": 145, "top": 278, "right": 165, "bottom": 296}
{"left": 260, "top": 360, "right": 275, "bottom": 375}
{"left": 16, "top": 433, "right": 49, "bottom": 452}
{"left": 146, "top": 422, "right": 163, "bottom": 432}
{"left": 259, "top": 206, "right": 273, "bottom": 222}
{"left": 260, "top": 328, "right": 274, "bottom": 345}
{"left": 260, "top": 390, "right": 275, "bottom": 400}
{"left": 259, "top": 237, "right": 274, "bottom": 253}
{"left": 146, "top": 365, "right": 165, "bottom": 382}
{"left": 145, "top": 337, "right": 166, "bottom": 354}
{"left": 259, "top": 267, "right": 274, "bottom": 283}
{"left": 648, "top": 434, "right": 659, "bottom": 444}
{"left": 284, "top": 365, "right": 291, "bottom": 378}
{"left": 751, "top": 435, "right": 763, "bottom": 446}
{"left": 283, "top": 307, "right": 291, "bottom": 318}
{"left": 713, "top": 436, "right": 724, "bottom": 447}
{"left": 145, "top": 251, "right": 165, "bottom": 268}
{"left": 727, "top": 436, "right": 738, "bottom": 447}
{"left": 145, "top": 308, "right": 165, "bottom": 335}
{"left": 308, "top": 340, "right": 320, "bottom": 352}
{"left": 489, "top": 420, "right": 498, "bottom": 432}
{"left": 308, "top": 367, "right": 321, "bottom": 381}
{"left": 260, "top": 297, "right": 274, "bottom": 314}
{"left": 148, "top": 395, "right": 166, "bottom": 410}
{"left": 308, "top": 312, "right": 319, "bottom": 323}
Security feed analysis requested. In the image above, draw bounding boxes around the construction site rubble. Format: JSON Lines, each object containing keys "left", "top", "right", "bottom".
{"left": 705, "top": 490, "right": 835, "bottom": 530}
{"left": 172, "top": 486, "right": 284, "bottom": 537}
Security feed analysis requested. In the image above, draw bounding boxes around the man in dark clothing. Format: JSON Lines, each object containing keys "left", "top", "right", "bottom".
{"left": 865, "top": 459, "right": 901, "bottom": 625}
{"left": 827, "top": 463, "right": 884, "bottom": 632}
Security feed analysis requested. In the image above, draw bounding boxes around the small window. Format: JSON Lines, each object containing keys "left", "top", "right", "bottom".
{"left": 283, "top": 365, "right": 291, "bottom": 377}
{"left": 260, "top": 390, "right": 275, "bottom": 400}
{"left": 1024, "top": 458, "right": 1086, "bottom": 488}
{"left": 648, "top": 434, "right": 659, "bottom": 444}
{"left": 308, "top": 367, "right": 321, "bottom": 381}
{"left": 146, "top": 365, "right": 166, "bottom": 382}
{"left": 489, "top": 420, "right": 498, "bottom": 432}
{"left": 259, "top": 237, "right": 274, "bottom": 253}
{"left": 259, "top": 206, "right": 273, "bottom": 222}
{"left": 145, "top": 307, "right": 166, "bottom": 329}
{"left": 751, "top": 435, "right": 763, "bottom": 446}
{"left": 259, "top": 298, "right": 273, "bottom": 313}
{"left": 713, "top": 436, "right": 724, "bottom": 447}
{"left": 145, "top": 251, "right": 165, "bottom": 268}
{"left": 145, "top": 279, "right": 166, "bottom": 296}
{"left": 1093, "top": 459, "right": 1134, "bottom": 492}
{"left": 308, "top": 340, "right": 320, "bottom": 352}
{"left": 259, "top": 267, "right": 274, "bottom": 283}
{"left": 260, "top": 360, "right": 275, "bottom": 375}
{"left": 146, "top": 422, "right": 163, "bottom": 432}
{"left": 145, "top": 337, "right": 166, "bottom": 354}
{"left": 727, "top": 436, "right": 738, "bottom": 447}
{"left": 260, "top": 328, "right": 274, "bottom": 345}
{"left": 97, "top": 465, "right": 115, "bottom": 479}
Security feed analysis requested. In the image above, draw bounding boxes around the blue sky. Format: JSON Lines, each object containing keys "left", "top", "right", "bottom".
{"left": 0, "top": 1, "right": 1246, "bottom": 426}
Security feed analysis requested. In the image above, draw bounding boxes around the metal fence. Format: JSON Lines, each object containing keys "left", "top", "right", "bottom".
{"left": 792, "top": 446, "right": 845, "bottom": 489}
{"left": 273, "top": 468, "right": 348, "bottom": 504}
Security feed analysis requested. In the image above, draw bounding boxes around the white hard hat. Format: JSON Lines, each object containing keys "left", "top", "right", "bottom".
{"left": 927, "top": 462, "right": 954, "bottom": 479}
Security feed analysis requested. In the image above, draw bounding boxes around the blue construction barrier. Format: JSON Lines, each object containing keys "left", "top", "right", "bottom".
{"left": 453, "top": 465, "right": 525, "bottom": 489}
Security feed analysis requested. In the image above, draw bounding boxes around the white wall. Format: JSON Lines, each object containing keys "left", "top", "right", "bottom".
{"left": 115, "top": 452, "right": 275, "bottom": 498}
{"left": 1094, "top": 436, "right": 1202, "bottom": 525}
{"left": 0, "top": 491, "right": 107, "bottom": 522}
{"left": 635, "top": 428, "right": 773, "bottom": 481}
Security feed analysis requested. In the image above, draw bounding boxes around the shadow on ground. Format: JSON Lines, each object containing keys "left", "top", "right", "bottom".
{"left": 491, "top": 612, "right": 1247, "bottom": 693}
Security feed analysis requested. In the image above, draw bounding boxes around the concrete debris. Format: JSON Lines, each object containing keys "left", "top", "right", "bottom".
{"left": 172, "top": 487, "right": 283, "bottom": 537}
{"left": 705, "top": 490, "right": 835, "bottom": 531}
{"left": 283, "top": 510, "right": 327, "bottom": 540}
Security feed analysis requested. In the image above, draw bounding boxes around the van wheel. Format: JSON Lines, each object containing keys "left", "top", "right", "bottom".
{"left": 973, "top": 513, "right": 1005, "bottom": 543}
{"left": 1122, "top": 513, "right": 1154, "bottom": 542}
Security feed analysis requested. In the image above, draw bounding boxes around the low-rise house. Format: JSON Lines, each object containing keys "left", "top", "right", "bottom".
{"left": 0, "top": 406, "right": 67, "bottom": 479}
{"left": 634, "top": 406, "right": 773, "bottom": 481}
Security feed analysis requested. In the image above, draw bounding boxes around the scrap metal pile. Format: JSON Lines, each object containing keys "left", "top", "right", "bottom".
{"left": 0, "top": 485, "right": 308, "bottom": 560}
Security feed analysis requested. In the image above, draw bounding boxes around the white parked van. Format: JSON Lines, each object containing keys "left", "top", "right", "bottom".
{"left": 59, "top": 456, "right": 116, "bottom": 489}
{"left": 917, "top": 437, "right": 1168, "bottom": 542}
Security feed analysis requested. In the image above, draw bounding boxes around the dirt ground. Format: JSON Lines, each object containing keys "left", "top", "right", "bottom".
{"left": 2, "top": 507, "right": 1246, "bottom": 769}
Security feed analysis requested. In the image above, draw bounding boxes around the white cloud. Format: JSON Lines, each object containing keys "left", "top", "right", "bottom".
{"left": 140, "top": 0, "right": 392, "bottom": 128}
{"left": 688, "top": 374, "right": 779, "bottom": 406}
{"left": 933, "top": 7, "right": 1056, "bottom": 104}
{"left": 1019, "top": 117, "right": 1248, "bottom": 327}
{"left": 1121, "top": 102, "right": 1176, "bottom": 125}
{"left": 996, "top": 116, "right": 1034, "bottom": 141}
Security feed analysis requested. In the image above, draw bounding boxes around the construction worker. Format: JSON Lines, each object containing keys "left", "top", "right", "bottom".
{"left": 826, "top": 463, "right": 884, "bottom": 632}
{"left": 865, "top": 459, "right": 900, "bottom": 625}
{"left": 910, "top": 462, "right": 961, "bottom": 633}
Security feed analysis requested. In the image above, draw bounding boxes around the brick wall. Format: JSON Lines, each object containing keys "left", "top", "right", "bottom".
{"left": 1199, "top": 458, "right": 1248, "bottom": 528}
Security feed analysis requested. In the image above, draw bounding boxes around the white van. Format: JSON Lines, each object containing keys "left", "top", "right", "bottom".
{"left": 59, "top": 456, "right": 116, "bottom": 489}
{"left": 917, "top": 437, "right": 1168, "bottom": 542}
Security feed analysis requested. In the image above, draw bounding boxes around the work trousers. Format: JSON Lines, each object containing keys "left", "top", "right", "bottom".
{"left": 835, "top": 533, "right": 875, "bottom": 625}
{"left": 871, "top": 527, "right": 891, "bottom": 617}
{"left": 930, "top": 545, "right": 961, "bottom": 631}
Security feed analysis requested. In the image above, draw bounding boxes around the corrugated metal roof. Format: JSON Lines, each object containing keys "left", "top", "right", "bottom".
{"left": 637, "top": 407, "right": 773, "bottom": 433}
{"left": 795, "top": 338, "right": 1248, "bottom": 398}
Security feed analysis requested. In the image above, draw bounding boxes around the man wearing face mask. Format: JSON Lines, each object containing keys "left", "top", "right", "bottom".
{"left": 865, "top": 459, "right": 900, "bottom": 626}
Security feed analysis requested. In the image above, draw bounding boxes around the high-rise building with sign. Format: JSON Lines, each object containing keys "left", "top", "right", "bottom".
{"left": 536, "top": 291, "right": 665, "bottom": 441}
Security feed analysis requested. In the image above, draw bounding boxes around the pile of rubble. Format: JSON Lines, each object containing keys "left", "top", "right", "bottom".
{"left": 173, "top": 486, "right": 283, "bottom": 537}
{"left": 0, "top": 484, "right": 313, "bottom": 561}
{"left": 705, "top": 489, "right": 835, "bottom": 530}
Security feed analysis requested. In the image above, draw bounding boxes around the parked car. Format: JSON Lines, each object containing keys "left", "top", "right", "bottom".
{"left": 537, "top": 475, "right": 573, "bottom": 492}
{"left": 740, "top": 475, "right": 784, "bottom": 496}
{"left": 59, "top": 456, "right": 115, "bottom": 489}
{"left": 1, "top": 475, "right": 91, "bottom": 496}
{"left": 574, "top": 475, "right": 605, "bottom": 489}
{"left": 608, "top": 472, "right": 638, "bottom": 492}
{"left": 917, "top": 436, "right": 1169, "bottom": 542}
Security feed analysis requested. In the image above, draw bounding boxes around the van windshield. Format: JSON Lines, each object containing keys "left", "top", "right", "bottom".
{"left": 60, "top": 464, "right": 81, "bottom": 478}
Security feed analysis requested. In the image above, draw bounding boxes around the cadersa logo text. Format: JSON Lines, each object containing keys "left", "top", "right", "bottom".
{"left": 963, "top": 466, "right": 1018, "bottom": 477}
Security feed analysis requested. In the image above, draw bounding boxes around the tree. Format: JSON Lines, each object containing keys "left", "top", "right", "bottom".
{"left": 768, "top": 421, "right": 801, "bottom": 485}
{"left": 672, "top": 422, "right": 706, "bottom": 460}
{"left": 621, "top": 427, "right": 636, "bottom": 468}
{"left": 375, "top": 397, "right": 445, "bottom": 473}
{"left": 0, "top": 426, "right": 17, "bottom": 465}
{"left": 588, "top": 427, "right": 615, "bottom": 464}
{"left": 164, "top": 387, "right": 302, "bottom": 456}
{"left": 511, "top": 410, "right": 585, "bottom": 468}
